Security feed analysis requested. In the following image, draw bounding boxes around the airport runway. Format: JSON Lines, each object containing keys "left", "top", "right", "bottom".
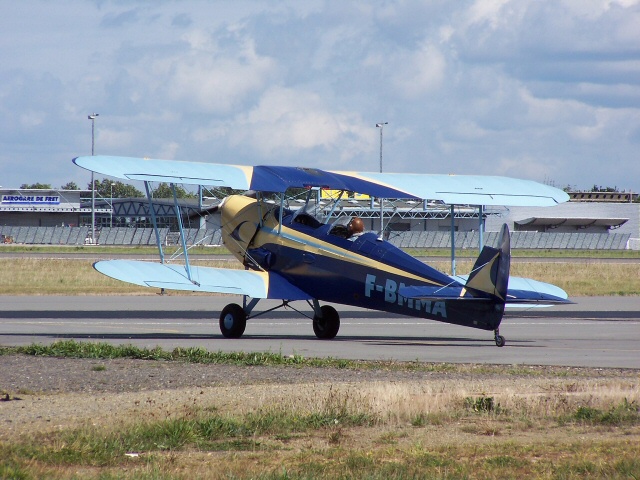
{"left": 1, "top": 295, "right": 638, "bottom": 369}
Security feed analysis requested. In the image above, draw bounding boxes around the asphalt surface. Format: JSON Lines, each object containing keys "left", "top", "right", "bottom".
{"left": 1, "top": 295, "right": 638, "bottom": 369}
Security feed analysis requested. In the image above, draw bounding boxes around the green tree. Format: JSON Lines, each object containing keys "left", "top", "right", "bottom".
{"left": 151, "top": 183, "right": 196, "bottom": 199}
{"left": 591, "top": 185, "right": 619, "bottom": 193}
{"left": 88, "top": 179, "right": 143, "bottom": 198}
{"left": 20, "top": 183, "right": 52, "bottom": 189}
{"left": 61, "top": 181, "right": 79, "bottom": 190}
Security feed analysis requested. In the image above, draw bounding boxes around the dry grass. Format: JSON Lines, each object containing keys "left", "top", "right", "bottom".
{"left": 415, "top": 259, "right": 640, "bottom": 296}
{"left": 2, "top": 257, "right": 640, "bottom": 296}
{"left": 0, "top": 258, "right": 234, "bottom": 295}
{"left": 2, "top": 376, "right": 638, "bottom": 479}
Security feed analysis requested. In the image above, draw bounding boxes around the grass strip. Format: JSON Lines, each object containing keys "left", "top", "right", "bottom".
{"left": 1, "top": 340, "right": 428, "bottom": 370}
{"left": 4, "top": 256, "right": 640, "bottom": 295}
{"left": 3, "top": 243, "right": 640, "bottom": 258}
{"left": 1, "top": 394, "right": 638, "bottom": 478}
{"left": 1, "top": 340, "right": 633, "bottom": 379}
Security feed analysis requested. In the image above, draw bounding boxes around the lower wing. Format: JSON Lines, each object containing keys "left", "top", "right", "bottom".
{"left": 94, "top": 260, "right": 311, "bottom": 300}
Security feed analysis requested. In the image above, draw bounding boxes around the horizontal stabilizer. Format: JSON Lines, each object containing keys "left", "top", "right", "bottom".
{"left": 398, "top": 285, "right": 467, "bottom": 301}
{"left": 94, "top": 260, "right": 311, "bottom": 300}
{"left": 452, "top": 274, "right": 571, "bottom": 306}
{"left": 399, "top": 278, "right": 570, "bottom": 305}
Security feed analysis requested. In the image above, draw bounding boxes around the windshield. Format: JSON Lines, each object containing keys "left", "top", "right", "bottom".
{"left": 291, "top": 200, "right": 328, "bottom": 226}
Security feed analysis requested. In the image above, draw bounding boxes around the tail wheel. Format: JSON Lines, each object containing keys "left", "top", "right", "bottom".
{"left": 494, "top": 329, "right": 506, "bottom": 347}
{"left": 219, "top": 303, "right": 247, "bottom": 338}
{"left": 313, "top": 305, "right": 340, "bottom": 339}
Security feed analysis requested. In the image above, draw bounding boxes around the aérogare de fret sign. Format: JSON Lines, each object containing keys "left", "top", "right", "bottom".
{"left": 1, "top": 195, "right": 61, "bottom": 205}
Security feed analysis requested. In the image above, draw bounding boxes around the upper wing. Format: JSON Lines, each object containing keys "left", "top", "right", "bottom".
{"left": 74, "top": 155, "right": 568, "bottom": 206}
{"left": 94, "top": 260, "right": 311, "bottom": 300}
{"left": 334, "top": 172, "right": 568, "bottom": 207}
{"left": 74, "top": 156, "right": 255, "bottom": 190}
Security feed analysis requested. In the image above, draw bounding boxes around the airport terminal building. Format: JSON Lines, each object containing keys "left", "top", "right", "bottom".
{"left": 1, "top": 187, "right": 638, "bottom": 249}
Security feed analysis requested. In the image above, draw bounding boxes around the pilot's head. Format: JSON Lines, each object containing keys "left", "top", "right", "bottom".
{"left": 348, "top": 216, "right": 364, "bottom": 236}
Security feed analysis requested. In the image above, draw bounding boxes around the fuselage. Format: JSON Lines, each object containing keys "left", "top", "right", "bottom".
{"left": 221, "top": 195, "right": 503, "bottom": 331}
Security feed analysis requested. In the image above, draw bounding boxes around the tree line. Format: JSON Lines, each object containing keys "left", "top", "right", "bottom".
{"left": 18, "top": 181, "right": 197, "bottom": 199}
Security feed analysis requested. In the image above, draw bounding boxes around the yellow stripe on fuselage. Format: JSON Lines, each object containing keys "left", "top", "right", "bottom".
{"left": 252, "top": 219, "right": 441, "bottom": 286}
{"left": 221, "top": 195, "right": 442, "bottom": 285}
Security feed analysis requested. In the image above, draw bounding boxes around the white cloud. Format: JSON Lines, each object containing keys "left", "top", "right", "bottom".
{"left": 465, "top": 0, "right": 513, "bottom": 29}
{"left": 158, "top": 141, "right": 181, "bottom": 159}
{"left": 19, "top": 111, "right": 46, "bottom": 128}
{"left": 221, "top": 87, "right": 373, "bottom": 165}
{"left": 1, "top": 1, "right": 639, "bottom": 191}
{"left": 97, "top": 129, "right": 136, "bottom": 151}
{"left": 496, "top": 154, "right": 555, "bottom": 181}
{"left": 390, "top": 42, "right": 446, "bottom": 99}
{"left": 143, "top": 32, "right": 278, "bottom": 114}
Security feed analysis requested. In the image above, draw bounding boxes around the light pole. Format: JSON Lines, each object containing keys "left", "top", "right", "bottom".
{"left": 110, "top": 182, "right": 115, "bottom": 227}
{"left": 88, "top": 113, "right": 99, "bottom": 243}
{"left": 375, "top": 122, "right": 388, "bottom": 173}
{"left": 375, "top": 122, "right": 388, "bottom": 236}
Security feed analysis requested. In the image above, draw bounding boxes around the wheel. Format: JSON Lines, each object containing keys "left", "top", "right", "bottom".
{"left": 219, "top": 303, "right": 247, "bottom": 338}
{"left": 495, "top": 335, "right": 506, "bottom": 347}
{"left": 313, "top": 305, "right": 340, "bottom": 339}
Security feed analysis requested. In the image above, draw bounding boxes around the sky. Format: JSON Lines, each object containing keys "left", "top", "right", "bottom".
{"left": 1, "top": 0, "right": 639, "bottom": 192}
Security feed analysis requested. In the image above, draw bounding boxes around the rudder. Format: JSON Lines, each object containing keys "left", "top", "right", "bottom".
{"left": 465, "top": 224, "right": 511, "bottom": 302}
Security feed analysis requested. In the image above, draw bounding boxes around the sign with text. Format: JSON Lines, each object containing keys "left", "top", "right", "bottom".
{"left": 1, "top": 195, "right": 61, "bottom": 205}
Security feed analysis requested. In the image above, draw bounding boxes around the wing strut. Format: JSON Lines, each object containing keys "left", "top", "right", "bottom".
{"left": 380, "top": 198, "right": 384, "bottom": 239}
{"left": 277, "top": 192, "right": 285, "bottom": 234}
{"left": 171, "top": 182, "right": 198, "bottom": 286}
{"left": 144, "top": 181, "right": 165, "bottom": 264}
{"left": 478, "top": 205, "right": 484, "bottom": 250}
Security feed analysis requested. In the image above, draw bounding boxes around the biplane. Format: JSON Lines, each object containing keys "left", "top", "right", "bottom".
{"left": 74, "top": 156, "right": 571, "bottom": 347}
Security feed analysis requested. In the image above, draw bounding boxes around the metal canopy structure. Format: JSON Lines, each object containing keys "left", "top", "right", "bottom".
{"left": 89, "top": 198, "right": 219, "bottom": 229}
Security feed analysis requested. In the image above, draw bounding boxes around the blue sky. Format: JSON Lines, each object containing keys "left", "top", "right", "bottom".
{"left": 1, "top": 0, "right": 639, "bottom": 192}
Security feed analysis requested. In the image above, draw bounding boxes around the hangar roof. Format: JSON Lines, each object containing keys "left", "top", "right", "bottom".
{"left": 515, "top": 217, "right": 628, "bottom": 229}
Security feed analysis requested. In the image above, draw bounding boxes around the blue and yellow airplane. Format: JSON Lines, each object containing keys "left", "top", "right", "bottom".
{"left": 74, "top": 156, "right": 571, "bottom": 347}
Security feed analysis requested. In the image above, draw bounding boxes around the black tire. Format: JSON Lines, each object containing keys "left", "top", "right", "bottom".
{"left": 313, "top": 305, "right": 340, "bottom": 339}
{"left": 495, "top": 335, "right": 506, "bottom": 347}
{"left": 219, "top": 303, "right": 247, "bottom": 339}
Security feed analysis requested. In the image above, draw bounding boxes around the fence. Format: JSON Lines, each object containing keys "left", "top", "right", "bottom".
{"left": 387, "top": 231, "right": 632, "bottom": 250}
{"left": 0, "top": 226, "right": 89, "bottom": 245}
{"left": 0, "top": 225, "right": 635, "bottom": 250}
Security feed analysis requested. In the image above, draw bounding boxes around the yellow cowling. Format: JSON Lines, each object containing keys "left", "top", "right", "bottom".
{"left": 220, "top": 195, "right": 263, "bottom": 264}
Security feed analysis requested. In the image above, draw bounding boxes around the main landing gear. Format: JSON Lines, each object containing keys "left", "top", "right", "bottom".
{"left": 218, "top": 299, "right": 340, "bottom": 340}
{"left": 219, "top": 303, "right": 247, "bottom": 339}
{"left": 312, "top": 305, "right": 340, "bottom": 340}
{"left": 494, "top": 328, "right": 506, "bottom": 347}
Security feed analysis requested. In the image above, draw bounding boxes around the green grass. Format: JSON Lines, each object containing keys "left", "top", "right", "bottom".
{"left": 3, "top": 248, "right": 640, "bottom": 295}
{"left": 3, "top": 341, "right": 635, "bottom": 383}
{"left": 0, "top": 340, "right": 488, "bottom": 374}
{"left": 2, "top": 243, "right": 640, "bottom": 258}
{"left": 571, "top": 399, "right": 640, "bottom": 426}
{"left": 1, "top": 339, "right": 638, "bottom": 479}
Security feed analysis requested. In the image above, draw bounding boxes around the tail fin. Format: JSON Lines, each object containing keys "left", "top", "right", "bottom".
{"left": 465, "top": 224, "right": 511, "bottom": 301}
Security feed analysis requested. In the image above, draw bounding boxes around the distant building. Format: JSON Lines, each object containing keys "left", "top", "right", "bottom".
{"left": 569, "top": 191, "right": 638, "bottom": 203}
{"left": 0, "top": 188, "right": 209, "bottom": 229}
{"left": 1, "top": 187, "right": 639, "bottom": 247}
{"left": 485, "top": 197, "right": 639, "bottom": 238}
{"left": 0, "top": 188, "right": 109, "bottom": 227}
